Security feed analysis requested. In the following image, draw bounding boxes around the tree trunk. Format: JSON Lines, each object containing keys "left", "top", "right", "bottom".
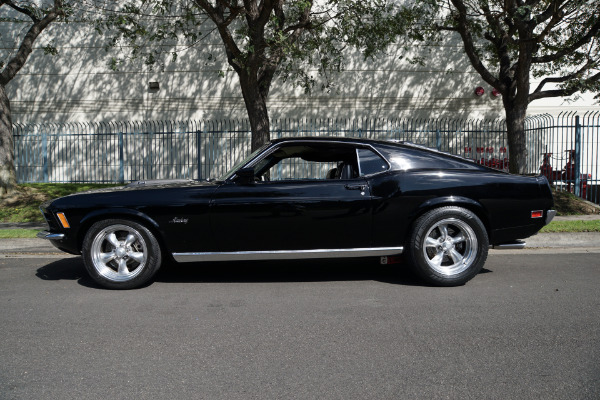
{"left": 503, "top": 100, "right": 529, "bottom": 175}
{"left": 239, "top": 74, "right": 271, "bottom": 152}
{"left": 0, "top": 84, "right": 16, "bottom": 197}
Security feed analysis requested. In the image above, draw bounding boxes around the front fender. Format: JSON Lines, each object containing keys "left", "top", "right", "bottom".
{"left": 76, "top": 208, "right": 162, "bottom": 252}
{"left": 80, "top": 208, "right": 160, "bottom": 229}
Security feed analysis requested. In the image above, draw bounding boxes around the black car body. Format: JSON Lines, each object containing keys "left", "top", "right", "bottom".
{"left": 39, "top": 137, "right": 555, "bottom": 289}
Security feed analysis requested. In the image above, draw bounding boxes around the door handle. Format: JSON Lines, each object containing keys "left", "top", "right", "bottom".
{"left": 345, "top": 184, "right": 367, "bottom": 192}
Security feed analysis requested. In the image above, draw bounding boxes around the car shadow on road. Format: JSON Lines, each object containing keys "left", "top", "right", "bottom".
{"left": 35, "top": 256, "right": 439, "bottom": 288}
{"left": 35, "top": 257, "right": 97, "bottom": 287}
{"left": 155, "top": 258, "right": 427, "bottom": 286}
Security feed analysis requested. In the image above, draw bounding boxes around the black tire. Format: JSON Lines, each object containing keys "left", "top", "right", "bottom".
{"left": 406, "top": 206, "right": 489, "bottom": 286}
{"left": 82, "top": 219, "right": 162, "bottom": 289}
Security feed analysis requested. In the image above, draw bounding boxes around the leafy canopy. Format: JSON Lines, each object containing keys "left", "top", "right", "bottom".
{"left": 429, "top": 0, "right": 600, "bottom": 103}
{"left": 90, "top": 0, "right": 423, "bottom": 94}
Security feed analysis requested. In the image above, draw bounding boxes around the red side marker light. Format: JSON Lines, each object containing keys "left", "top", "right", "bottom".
{"left": 531, "top": 210, "right": 543, "bottom": 219}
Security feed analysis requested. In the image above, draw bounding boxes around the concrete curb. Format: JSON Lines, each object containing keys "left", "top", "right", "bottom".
{"left": 0, "top": 238, "right": 63, "bottom": 255}
{"left": 523, "top": 232, "right": 600, "bottom": 248}
{"left": 0, "top": 223, "right": 47, "bottom": 230}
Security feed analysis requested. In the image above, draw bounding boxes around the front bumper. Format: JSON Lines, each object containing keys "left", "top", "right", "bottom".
{"left": 37, "top": 231, "right": 65, "bottom": 240}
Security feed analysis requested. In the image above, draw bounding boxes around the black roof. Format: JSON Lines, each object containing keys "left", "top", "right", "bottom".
{"left": 270, "top": 136, "right": 402, "bottom": 146}
{"left": 269, "top": 136, "right": 486, "bottom": 169}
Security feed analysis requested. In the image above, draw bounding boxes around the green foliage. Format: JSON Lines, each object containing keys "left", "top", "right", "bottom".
{"left": 43, "top": 43, "right": 58, "bottom": 56}
{"left": 413, "top": 0, "right": 600, "bottom": 173}
{"left": 0, "top": 183, "right": 121, "bottom": 223}
{"left": 0, "top": 1, "right": 73, "bottom": 73}
{"left": 425, "top": 0, "right": 600, "bottom": 101}
{"left": 91, "top": 1, "right": 420, "bottom": 93}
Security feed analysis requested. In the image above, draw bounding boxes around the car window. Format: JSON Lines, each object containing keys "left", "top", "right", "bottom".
{"left": 220, "top": 143, "right": 270, "bottom": 181}
{"left": 374, "top": 143, "right": 484, "bottom": 171}
{"left": 357, "top": 148, "right": 389, "bottom": 176}
{"left": 254, "top": 143, "right": 359, "bottom": 181}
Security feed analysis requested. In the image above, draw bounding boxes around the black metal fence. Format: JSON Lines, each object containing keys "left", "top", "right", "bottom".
{"left": 13, "top": 113, "right": 600, "bottom": 204}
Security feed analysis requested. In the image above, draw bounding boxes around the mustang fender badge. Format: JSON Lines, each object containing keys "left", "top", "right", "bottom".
{"left": 169, "top": 217, "right": 189, "bottom": 224}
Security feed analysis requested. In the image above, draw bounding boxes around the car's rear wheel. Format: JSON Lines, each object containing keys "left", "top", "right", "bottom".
{"left": 82, "top": 219, "right": 162, "bottom": 289}
{"left": 407, "top": 206, "right": 488, "bottom": 286}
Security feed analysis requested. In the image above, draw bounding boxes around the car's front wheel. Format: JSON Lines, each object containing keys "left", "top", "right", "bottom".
{"left": 406, "top": 206, "right": 489, "bottom": 286}
{"left": 82, "top": 219, "right": 162, "bottom": 289}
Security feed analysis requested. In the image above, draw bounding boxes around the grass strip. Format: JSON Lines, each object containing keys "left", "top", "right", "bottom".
{"left": 0, "top": 183, "right": 120, "bottom": 223}
{"left": 0, "top": 221, "right": 598, "bottom": 240}
{"left": 0, "top": 229, "right": 40, "bottom": 239}
{"left": 539, "top": 220, "right": 600, "bottom": 233}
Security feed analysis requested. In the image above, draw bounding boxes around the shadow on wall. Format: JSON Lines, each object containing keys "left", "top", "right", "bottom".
{"left": 4, "top": 20, "right": 504, "bottom": 124}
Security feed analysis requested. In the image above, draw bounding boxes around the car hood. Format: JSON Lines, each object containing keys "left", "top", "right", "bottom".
{"left": 41, "top": 179, "right": 220, "bottom": 210}
{"left": 85, "top": 179, "right": 217, "bottom": 194}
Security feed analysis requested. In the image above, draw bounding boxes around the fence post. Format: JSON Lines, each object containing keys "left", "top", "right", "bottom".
{"left": 197, "top": 129, "right": 202, "bottom": 180}
{"left": 436, "top": 129, "right": 441, "bottom": 151}
{"left": 118, "top": 132, "right": 124, "bottom": 183}
{"left": 574, "top": 115, "right": 581, "bottom": 197}
{"left": 42, "top": 132, "right": 48, "bottom": 183}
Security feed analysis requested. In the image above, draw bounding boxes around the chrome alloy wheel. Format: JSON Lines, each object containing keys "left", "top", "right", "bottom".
{"left": 422, "top": 218, "right": 478, "bottom": 276}
{"left": 90, "top": 224, "right": 148, "bottom": 282}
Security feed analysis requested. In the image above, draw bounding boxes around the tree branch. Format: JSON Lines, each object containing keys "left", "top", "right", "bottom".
{"left": 533, "top": 0, "right": 564, "bottom": 26}
{"left": 4, "top": 0, "right": 40, "bottom": 23}
{"left": 0, "top": 0, "right": 64, "bottom": 85}
{"left": 449, "top": 0, "right": 500, "bottom": 89}
{"left": 528, "top": 70, "right": 600, "bottom": 102}
{"left": 532, "top": 17, "right": 600, "bottom": 63}
{"left": 193, "top": 0, "right": 243, "bottom": 69}
{"left": 436, "top": 25, "right": 459, "bottom": 32}
{"left": 532, "top": 60, "right": 596, "bottom": 94}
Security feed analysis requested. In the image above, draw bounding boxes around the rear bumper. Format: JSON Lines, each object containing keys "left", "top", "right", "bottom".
{"left": 490, "top": 240, "right": 526, "bottom": 250}
{"left": 490, "top": 209, "right": 556, "bottom": 246}
{"left": 546, "top": 210, "right": 556, "bottom": 225}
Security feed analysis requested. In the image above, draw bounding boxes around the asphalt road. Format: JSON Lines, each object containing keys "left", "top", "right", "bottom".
{"left": 1, "top": 254, "right": 599, "bottom": 400}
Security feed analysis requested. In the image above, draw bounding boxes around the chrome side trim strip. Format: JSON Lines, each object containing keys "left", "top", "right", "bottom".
{"left": 37, "top": 231, "right": 65, "bottom": 240}
{"left": 172, "top": 247, "right": 404, "bottom": 263}
{"left": 491, "top": 241, "right": 526, "bottom": 250}
{"left": 545, "top": 209, "right": 557, "bottom": 225}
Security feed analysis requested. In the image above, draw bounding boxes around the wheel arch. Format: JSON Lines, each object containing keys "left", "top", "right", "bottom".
{"left": 410, "top": 196, "right": 491, "bottom": 238}
{"left": 77, "top": 209, "right": 166, "bottom": 255}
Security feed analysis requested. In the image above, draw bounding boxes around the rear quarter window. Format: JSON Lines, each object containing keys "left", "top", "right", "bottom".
{"left": 357, "top": 148, "right": 389, "bottom": 176}
{"left": 374, "top": 144, "right": 483, "bottom": 171}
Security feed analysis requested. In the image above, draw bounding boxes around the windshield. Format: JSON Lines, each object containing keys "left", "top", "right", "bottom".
{"left": 218, "top": 143, "right": 270, "bottom": 181}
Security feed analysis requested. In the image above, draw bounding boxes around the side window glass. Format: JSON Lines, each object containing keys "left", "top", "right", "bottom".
{"left": 255, "top": 144, "right": 359, "bottom": 181}
{"left": 357, "top": 148, "right": 388, "bottom": 176}
{"left": 269, "top": 157, "right": 338, "bottom": 180}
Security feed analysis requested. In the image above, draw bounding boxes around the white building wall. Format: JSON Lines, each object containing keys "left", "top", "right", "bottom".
{"left": 2, "top": 18, "right": 598, "bottom": 124}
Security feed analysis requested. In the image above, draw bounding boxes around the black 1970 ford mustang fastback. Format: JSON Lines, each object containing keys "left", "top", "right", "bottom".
{"left": 39, "top": 137, "right": 555, "bottom": 289}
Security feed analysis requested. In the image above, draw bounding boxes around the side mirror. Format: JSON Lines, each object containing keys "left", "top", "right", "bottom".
{"left": 234, "top": 167, "right": 255, "bottom": 184}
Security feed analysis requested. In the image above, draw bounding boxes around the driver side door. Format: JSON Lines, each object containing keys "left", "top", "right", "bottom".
{"left": 210, "top": 142, "right": 373, "bottom": 252}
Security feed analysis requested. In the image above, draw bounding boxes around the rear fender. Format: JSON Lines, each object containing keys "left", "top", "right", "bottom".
{"left": 413, "top": 196, "right": 490, "bottom": 232}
